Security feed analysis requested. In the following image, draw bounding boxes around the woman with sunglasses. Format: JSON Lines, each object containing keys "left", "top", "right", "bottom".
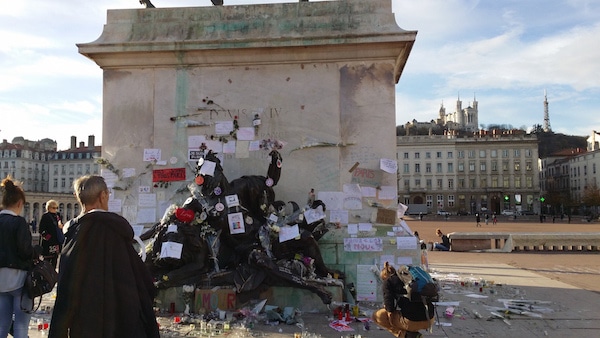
{"left": 39, "top": 200, "right": 64, "bottom": 269}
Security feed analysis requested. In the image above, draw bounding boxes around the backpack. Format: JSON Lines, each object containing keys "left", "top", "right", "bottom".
{"left": 403, "top": 265, "right": 439, "bottom": 332}
{"left": 406, "top": 265, "right": 439, "bottom": 302}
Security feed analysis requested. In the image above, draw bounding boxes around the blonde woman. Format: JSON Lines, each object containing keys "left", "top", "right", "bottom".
{"left": 39, "top": 199, "right": 64, "bottom": 269}
{"left": 372, "top": 262, "right": 434, "bottom": 338}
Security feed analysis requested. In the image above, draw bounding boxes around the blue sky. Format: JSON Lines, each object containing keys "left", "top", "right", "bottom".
{"left": 2, "top": 0, "right": 599, "bottom": 150}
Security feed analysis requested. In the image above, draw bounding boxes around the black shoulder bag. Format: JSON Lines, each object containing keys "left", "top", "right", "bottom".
{"left": 21, "top": 258, "right": 59, "bottom": 313}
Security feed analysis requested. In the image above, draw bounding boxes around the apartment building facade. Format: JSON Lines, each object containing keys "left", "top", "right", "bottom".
{"left": 0, "top": 135, "right": 100, "bottom": 224}
{"left": 397, "top": 130, "right": 540, "bottom": 215}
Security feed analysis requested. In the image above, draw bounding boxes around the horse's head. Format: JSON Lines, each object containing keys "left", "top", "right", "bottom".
{"left": 195, "top": 150, "right": 229, "bottom": 197}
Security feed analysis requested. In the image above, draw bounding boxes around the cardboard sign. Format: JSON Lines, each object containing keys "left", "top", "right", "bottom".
{"left": 152, "top": 168, "right": 186, "bottom": 182}
{"left": 350, "top": 167, "right": 382, "bottom": 187}
{"left": 376, "top": 208, "right": 396, "bottom": 225}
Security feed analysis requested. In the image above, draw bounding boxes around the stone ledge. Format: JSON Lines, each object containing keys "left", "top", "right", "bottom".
{"left": 448, "top": 232, "right": 600, "bottom": 252}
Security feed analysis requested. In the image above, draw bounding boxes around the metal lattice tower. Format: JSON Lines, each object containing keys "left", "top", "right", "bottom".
{"left": 543, "top": 90, "right": 551, "bottom": 132}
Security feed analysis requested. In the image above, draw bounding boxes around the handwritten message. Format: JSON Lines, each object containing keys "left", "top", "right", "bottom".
{"left": 343, "top": 238, "right": 383, "bottom": 252}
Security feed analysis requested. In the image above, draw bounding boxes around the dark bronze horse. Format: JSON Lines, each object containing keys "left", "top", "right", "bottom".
{"left": 143, "top": 149, "right": 343, "bottom": 304}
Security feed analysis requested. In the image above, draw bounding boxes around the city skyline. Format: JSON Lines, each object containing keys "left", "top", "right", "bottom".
{"left": 2, "top": 0, "right": 599, "bottom": 150}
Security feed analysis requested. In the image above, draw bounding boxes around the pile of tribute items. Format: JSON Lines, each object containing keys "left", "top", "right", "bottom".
{"left": 141, "top": 149, "right": 345, "bottom": 305}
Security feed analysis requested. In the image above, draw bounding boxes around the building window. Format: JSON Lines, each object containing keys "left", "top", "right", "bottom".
{"left": 436, "top": 163, "right": 442, "bottom": 173}
{"left": 526, "top": 176, "right": 533, "bottom": 188}
{"left": 415, "top": 163, "right": 421, "bottom": 173}
{"left": 436, "top": 152, "right": 442, "bottom": 158}
{"left": 415, "top": 179, "right": 421, "bottom": 187}
{"left": 468, "top": 150, "right": 475, "bottom": 158}
{"left": 447, "top": 163, "right": 454, "bottom": 173}
{"left": 437, "top": 195, "right": 444, "bottom": 208}
{"left": 515, "top": 176, "right": 521, "bottom": 188}
{"left": 415, "top": 152, "right": 420, "bottom": 159}
{"left": 403, "top": 152, "right": 409, "bottom": 159}
{"left": 470, "top": 179, "right": 476, "bottom": 188}
{"left": 61, "top": 178, "right": 66, "bottom": 188}
{"left": 526, "top": 161, "right": 532, "bottom": 171}
{"left": 447, "top": 151, "right": 453, "bottom": 158}
{"left": 503, "top": 177, "right": 509, "bottom": 188}
{"left": 480, "top": 162, "right": 486, "bottom": 172}
{"left": 491, "top": 161, "right": 498, "bottom": 172}
{"left": 514, "top": 161, "right": 521, "bottom": 171}
{"left": 458, "top": 151, "right": 465, "bottom": 159}
{"left": 404, "top": 179, "right": 410, "bottom": 188}
{"left": 514, "top": 149, "right": 521, "bottom": 157}
{"left": 426, "top": 163, "right": 432, "bottom": 173}
{"left": 426, "top": 195, "right": 433, "bottom": 208}
{"left": 502, "top": 149, "right": 509, "bottom": 158}
{"left": 480, "top": 177, "right": 487, "bottom": 188}
{"left": 458, "top": 162, "right": 464, "bottom": 172}
{"left": 403, "top": 163, "right": 410, "bottom": 173}
{"left": 525, "top": 149, "right": 532, "bottom": 157}
{"left": 492, "top": 177, "right": 498, "bottom": 188}
{"left": 448, "top": 195, "right": 455, "bottom": 207}
{"left": 479, "top": 150, "right": 486, "bottom": 158}
{"left": 425, "top": 152, "right": 431, "bottom": 159}
{"left": 502, "top": 161, "right": 509, "bottom": 171}
{"left": 469, "top": 161, "right": 475, "bottom": 172}
{"left": 426, "top": 179, "right": 432, "bottom": 189}
{"left": 437, "top": 179, "right": 443, "bottom": 189}
{"left": 53, "top": 179, "right": 58, "bottom": 188}
{"left": 491, "top": 149, "right": 497, "bottom": 158}
{"left": 458, "top": 178, "right": 465, "bottom": 188}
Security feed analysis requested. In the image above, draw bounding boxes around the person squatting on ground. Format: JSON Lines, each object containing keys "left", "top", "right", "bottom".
{"left": 49, "top": 175, "right": 159, "bottom": 338}
{"left": 0, "top": 176, "right": 36, "bottom": 338}
{"left": 434, "top": 228, "right": 451, "bottom": 251}
{"left": 39, "top": 199, "right": 64, "bottom": 269}
{"left": 372, "top": 262, "right": 435, "bottom": 338}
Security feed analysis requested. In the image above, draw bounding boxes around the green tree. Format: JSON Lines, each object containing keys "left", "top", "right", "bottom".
{"left": 582, "top": 184, "right": 600, "bottom": 213}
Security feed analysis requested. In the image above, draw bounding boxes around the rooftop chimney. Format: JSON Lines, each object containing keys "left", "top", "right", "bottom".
{"left": 88, "top": 135, "right": 95, "bottom": 149}
{"left": 70, "top": 136, "right": 77, "bottom": 150}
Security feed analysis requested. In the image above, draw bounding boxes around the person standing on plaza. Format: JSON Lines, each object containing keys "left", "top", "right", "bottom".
{"left": 485, "top": 213, "right": 489, "bottom": 225}
{"left": 475, "top": 213, "right": 481, "bottom": 227}
{"left": 0, "top": 176, "right": 36, "bottom": 338}
{"left": 49, "top": 175, "right": 159, "bottom": 338}
{"left": 39, "top": 200, "right": 64, "bottom": 269}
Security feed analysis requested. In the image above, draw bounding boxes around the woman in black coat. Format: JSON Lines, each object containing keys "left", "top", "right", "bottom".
{"left": 372, "top": 262, "right": 434, "bottom": 338}
{"left": 39, "top": 199, "right": 64, "bottom": 269}
{"left": 0, "top": 176, "right": 35, "bottom": 338}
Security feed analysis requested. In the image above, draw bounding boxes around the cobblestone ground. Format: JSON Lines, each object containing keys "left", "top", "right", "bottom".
{"left": 27, "top": 217, "right": 600, "bottom": 337}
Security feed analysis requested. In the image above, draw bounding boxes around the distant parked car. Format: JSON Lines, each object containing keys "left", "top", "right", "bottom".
{"left": 501, "top": 210, "right": 515, "bottom": 216}
{"left": 437, "top": 210, "right": 451, "bottom": 216}
{"left": 456, "top": 210, "right": 469, "bottom": 216}
{"left": 518, "top": 210, "right": 536, "bottom": 216}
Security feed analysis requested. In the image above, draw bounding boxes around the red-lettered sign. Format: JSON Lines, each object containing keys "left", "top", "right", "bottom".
{"left": 152, "top": 168, "right": 186, "bottom": 182}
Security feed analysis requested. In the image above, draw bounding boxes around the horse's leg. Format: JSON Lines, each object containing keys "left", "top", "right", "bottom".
{"left": 250, "top": 249, "right": 332, "bottom": 304}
